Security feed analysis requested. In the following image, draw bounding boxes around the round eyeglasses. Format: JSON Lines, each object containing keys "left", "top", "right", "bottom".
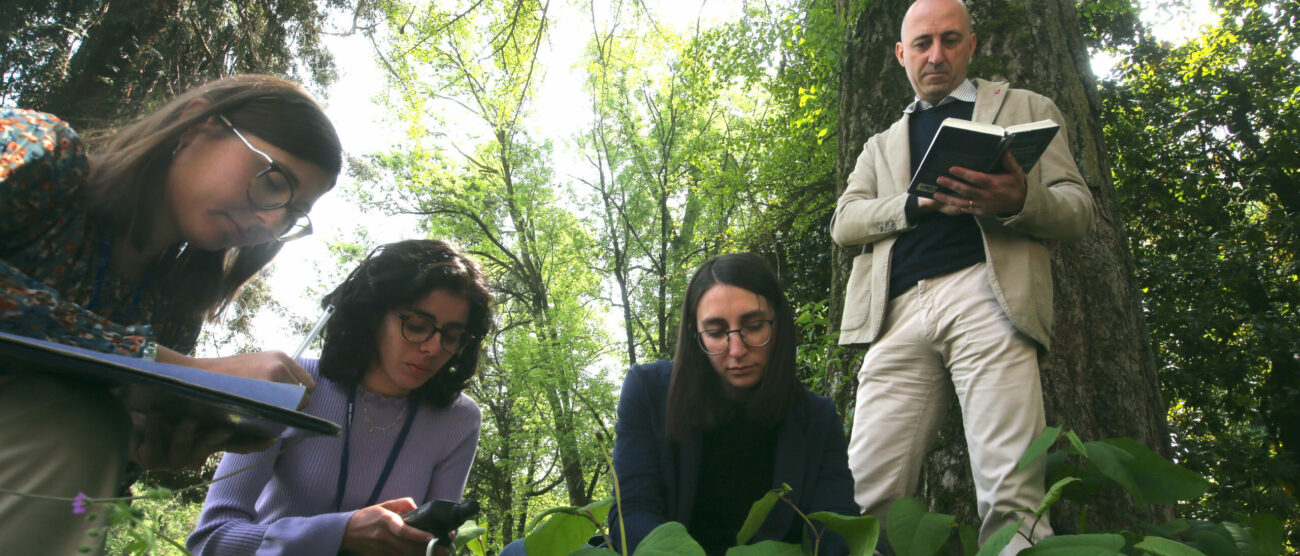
{"left": 219, "top": 115, "right": 313, "bottom": 242}
{"left": 392, "top": 310, "right": 475, "bottom": 354}
{"left": 696, "top": 319, "right": 774, "bottom": 356}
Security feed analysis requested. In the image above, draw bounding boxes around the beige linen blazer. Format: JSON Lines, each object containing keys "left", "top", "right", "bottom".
{"left": 830, "top": 79, "right": 1097, "bottom": 349}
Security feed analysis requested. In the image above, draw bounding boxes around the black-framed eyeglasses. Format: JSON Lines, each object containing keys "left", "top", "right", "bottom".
{"left": 696, "top": 319, "right": 774, "bottom": 356}
{"left": 392, "top": 310, "right": 475, "bottom": 354}
{"left": 219, "top": 115, "right": 313, "bottom": 242}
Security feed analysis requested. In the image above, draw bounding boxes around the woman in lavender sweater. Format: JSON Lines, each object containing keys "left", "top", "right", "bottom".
{"left": 188, "top": 239, "right": 492, "bottom": 555}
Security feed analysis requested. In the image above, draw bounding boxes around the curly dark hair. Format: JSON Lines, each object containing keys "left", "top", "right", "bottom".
{"left": 317, "top": 239, "right": 492, "bottom": 408}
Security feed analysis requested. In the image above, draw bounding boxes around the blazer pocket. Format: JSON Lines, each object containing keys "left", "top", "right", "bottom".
{"left": 840, "top": 252, "right": 873, "bottom": 332}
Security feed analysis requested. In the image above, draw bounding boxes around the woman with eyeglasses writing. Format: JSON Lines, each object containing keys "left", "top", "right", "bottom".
{"left": 0, "top": 75, "right": 341, "bottom": 554}
{"left": 189, "top": 239, "right": 490, "bottom": 556}
{"left": 607, "top": 253, "right": 858, "bottom": 555}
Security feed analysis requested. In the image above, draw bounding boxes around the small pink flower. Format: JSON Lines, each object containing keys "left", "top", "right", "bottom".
{"left": 71, "top": 492, "right": 88, "bottom": 515}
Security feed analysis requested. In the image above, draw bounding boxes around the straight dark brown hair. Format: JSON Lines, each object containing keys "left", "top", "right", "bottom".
{"left": 83, "top": 74, "right": 342, "bottom": 324}
{"left": 665, "top": 253, "right": 801, "bottom": 441}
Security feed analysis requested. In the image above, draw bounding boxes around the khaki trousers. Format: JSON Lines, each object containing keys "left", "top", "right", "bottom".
{"left": 0, "top": 373, "right": 129, "bottom": 555}
{"left": 847, "top": 263, "right": 1051, "bottom": 555}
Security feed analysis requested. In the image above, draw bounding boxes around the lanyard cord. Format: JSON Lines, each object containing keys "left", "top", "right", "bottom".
{"left": 334, "top": 387, "right": 420, "bottom": 512}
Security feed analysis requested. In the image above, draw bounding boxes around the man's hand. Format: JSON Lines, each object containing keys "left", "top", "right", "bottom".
{"left": 930, "top": 151, "right": 1028, "bottom": 216}
{"left": 342, "top": 498, "right": 436, "bottom": 556}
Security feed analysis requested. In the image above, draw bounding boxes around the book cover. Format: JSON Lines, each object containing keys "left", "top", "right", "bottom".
{"left": 0, "top": 331, "right": 340, "bottom": 442}
{"left": 906, "top": 118, "right": 1059, "bottom": 199}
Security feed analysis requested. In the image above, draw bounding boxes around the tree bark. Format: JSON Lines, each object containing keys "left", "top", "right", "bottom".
{"left": 832, "top": 0, "right": 1170, "bottom": 534}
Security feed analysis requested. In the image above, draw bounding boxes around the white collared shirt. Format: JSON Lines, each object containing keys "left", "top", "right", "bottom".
{"left": 903, "top": 79, "right": 978, "bottom": 114}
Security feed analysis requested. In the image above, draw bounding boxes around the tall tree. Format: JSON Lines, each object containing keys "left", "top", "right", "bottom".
{"left": 1100, "top": 0, "right": 1299, "bottom": 541}
{"left": 832, "top": 0, "right": 1168, "bottom": 533}
{"left": 366, "top": 0, "right": 617, "bottom": 544}
{"left": 1, "top": 0, "right": 339, "bottom": 128}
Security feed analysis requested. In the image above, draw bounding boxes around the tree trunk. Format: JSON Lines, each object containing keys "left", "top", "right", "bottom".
{"left": 832, "top": 0, "right": 1170, "bottom": 534}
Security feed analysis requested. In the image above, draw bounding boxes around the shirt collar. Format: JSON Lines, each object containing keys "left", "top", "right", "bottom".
{"left": 903, "top": 79, "right": 978, "bottom": 114}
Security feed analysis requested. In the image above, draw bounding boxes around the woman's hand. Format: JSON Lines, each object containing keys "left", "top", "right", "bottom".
{"left": 156, "top": 346, "right": 315, "bottom": 407}
{"left": 342, "top": 498, "right": 436, "bottom": 556}
{"left": 129, "top": 413, "right": 233, "bottom": 470}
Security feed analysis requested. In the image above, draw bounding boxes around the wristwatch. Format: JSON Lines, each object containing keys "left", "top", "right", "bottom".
{"left": 140, "top": 340, "right": 158, "bottom": 362}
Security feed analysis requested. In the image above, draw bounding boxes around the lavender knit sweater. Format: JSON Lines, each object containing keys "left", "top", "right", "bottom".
{"left": 187, "top": 359, "right": 481, "bottom": 555}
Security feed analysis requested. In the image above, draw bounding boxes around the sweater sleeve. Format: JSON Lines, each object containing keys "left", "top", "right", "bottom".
{"left": 0, "top": 108, "right": 154, "bottom": 356}
{"left": 424, "top": 396, "right": 482, "bottom": 503}
{"left": 186, "top": 442, "right": 353, "bottom": 556}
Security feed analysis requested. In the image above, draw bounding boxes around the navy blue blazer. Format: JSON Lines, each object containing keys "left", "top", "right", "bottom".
{"left": 609, "top": 361, "right": 858, "bottom": 554}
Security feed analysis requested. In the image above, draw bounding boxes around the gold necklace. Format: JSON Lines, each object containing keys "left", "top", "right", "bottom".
{"left": 361, "top": 397, "right": 408, "bottom": 434}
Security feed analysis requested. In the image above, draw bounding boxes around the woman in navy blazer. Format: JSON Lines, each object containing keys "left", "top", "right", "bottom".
{"left": 609, "top": 253, "right": 858, "bottom": 555}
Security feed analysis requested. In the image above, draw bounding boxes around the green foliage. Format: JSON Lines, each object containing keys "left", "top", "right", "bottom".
{"left": 1100, "top": 0, "right": 1299, "bottom": 541}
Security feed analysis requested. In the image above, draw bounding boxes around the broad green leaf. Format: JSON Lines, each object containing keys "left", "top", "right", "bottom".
{"left": 524, "top": 499, "right": 615, "bottom": 556}
{"left": 1133, "top": 536, "right": 1208, "bottom": 556}
{"left": 1221, "top": 521, "right": 1258, "bottom": 556}
{"left": 1186, "top": 524, "right": 1238, "bottom": 556}
{"left": 975, "top": 521, "right": 1022, "bottom": 556}
{"left": 1097, "top": 439, "right": 1211, "bottom": 504}
{"left": 1038, "top": 477, "right": 1082, "bottom": 516}
{"left": 1153, "top": 519, "right": 1192, "bottom": 538}
{"left": 807, "top": 511, "right": 879, "bottom": 556}
{"left": 454, "top": 520, "right": 487, "bottom": 551}
{"left": 1020, "top": 426, "right": 1063, "bottom": 471}
{"left": 571, "top": 548, "right": 619, "bottom": 556}
{"left": 1238, "top": 514, "right": 1283, "bottom": 555}
{"left": 959, "top": 524, "right": 980, "bottom": 556}
{"left": 724, "top": 540, "right": 805, "bottom": 556}
{"left": 465, "top": 534, "right": 488, "bottom": 556}
{"left": 886, "top": 497, "right": 956, "bottom": 556}
{"left": 1080, "top": 441, "right": 1142, "bottom": 502}
{"left": 633, "top": 522, "right": 705, "bottom": 556}
{"left": 1019, "top": 533, "right": 1126, "bottom": 555}
{"left": 736, "top": 484, "right": 792, "bottom": 546}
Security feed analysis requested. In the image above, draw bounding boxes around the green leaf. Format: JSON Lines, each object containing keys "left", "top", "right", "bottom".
{"left": 724, "top": 540, "right": 806, "bottom": 556}
{"left": 1038, "top": 477, "right": 1083, "bottom": 516}
{"left": 886, "top": 497, "right": 956, "bottom": 556}
{"left": 1020, "top": 426, "right": 1063, "bottom": 471}
{"left": 1019, "top": 533, "right": 1126, "bottom": 555}
{"left": 1134, "top": 536, "right": 1208, "bottom": 556}
{"left": 454, "top": 520, "right": 487, "bottom": 550}
{"left": 959, "top": 525, "right": 980, "bottom": 556}
{"left": 1080, "top": 441, "right": 1143, "bottom": 502}
{"left": 1221, "top": 521, "right": 1258, "bottom": 556}
{"left": 807, "top": 511, "right": 879, "bottom": 556}
{"left": 1238, "top": 514, "right": 1283, "bottom": 555}
{"left": 1065, "top": 431, "right": 1087, "bottom": 456}
{"left": 465, "top": 534, "right": 488, "bottom": 556}
{"left": 1096, "top": 439, "right": 1211, "bottom": 504}
{"left": 633, "top": 522, "right": 706, "bottom": 556}
{"left": 1186, "top": 524, "right": 1238, "bottom": 556}
{"left": 736, "top": 484, "right": 792, "bottom": 546}
{"left": 571, "top": 548, "right": 620, "bottom": 555}
{"left": 975, "top": 521, "right": 1022, "bottom": 556}
{"left": 524, "top": 498, "right": 615, "bottom": 556}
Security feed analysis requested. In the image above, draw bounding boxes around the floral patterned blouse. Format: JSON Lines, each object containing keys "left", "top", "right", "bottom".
{"left": 0, "top": 108, "right": 202, "bottom": 356}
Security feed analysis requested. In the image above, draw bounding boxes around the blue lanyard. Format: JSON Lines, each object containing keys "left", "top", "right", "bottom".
{"left": 87, "top": 237, "right": 150, "bottom": 321}
{"left": 334, "top": 387, "right": 420, "bottom": 512}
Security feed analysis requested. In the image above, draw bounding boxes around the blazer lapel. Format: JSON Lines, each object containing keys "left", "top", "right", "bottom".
{"left": 883, "top": 117, "right": 912, "bottom": 195}
{"left": 972, "top": 78, "right": 1011, "bottom": 124}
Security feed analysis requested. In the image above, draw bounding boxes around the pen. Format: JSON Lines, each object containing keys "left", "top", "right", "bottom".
{"left": 291, "top": 304, "right": 335, "bottom": 360}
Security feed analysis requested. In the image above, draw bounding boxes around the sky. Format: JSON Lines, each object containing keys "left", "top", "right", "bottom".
{"left": 212, "top": 0, "right": 1217, "bottom": 359}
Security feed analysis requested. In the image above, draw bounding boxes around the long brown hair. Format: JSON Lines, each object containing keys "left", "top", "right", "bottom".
{"left": 84, "top": 75, "right": 342, "bottom": 323}
{"left": 665, "top": 253, "right": 801, "bottom": 441}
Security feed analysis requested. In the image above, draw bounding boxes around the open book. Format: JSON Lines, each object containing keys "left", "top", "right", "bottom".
{"left": 0, "top": 331, "right": 339, "bottom": 442}
{"left": 906, "top": 118, "right": 1059, "bottom": 199}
